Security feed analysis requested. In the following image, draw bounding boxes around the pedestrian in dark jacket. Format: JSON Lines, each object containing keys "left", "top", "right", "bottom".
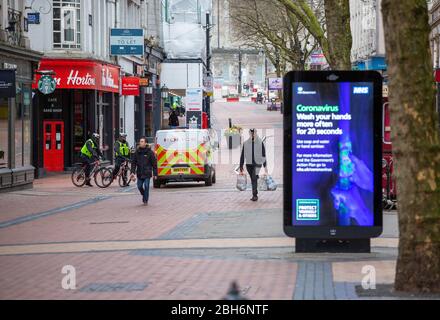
{"left": 240, "top": 128, "right": 268, "bottom": 201}
{"left": 168, "top": 110, "right": 179, "bottom": 128}
{"left": 130, "top": 137, "right": 158, "bottom": 205}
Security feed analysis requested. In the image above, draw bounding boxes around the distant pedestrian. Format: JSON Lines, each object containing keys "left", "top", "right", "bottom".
{"left": 239, "top": 129, "right": 268, "bottom": 201}
{"left": 168, "top": 110, "right": 179, "bottom": 129}
{"left": 130, "top": 137, "right": 158, "bottom": 205}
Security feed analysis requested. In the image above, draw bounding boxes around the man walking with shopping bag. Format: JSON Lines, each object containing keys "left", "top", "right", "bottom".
{"left": 239, "top": 129, "right": 268, "bottom": 202}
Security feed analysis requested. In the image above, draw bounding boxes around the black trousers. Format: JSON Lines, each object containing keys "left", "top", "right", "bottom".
{"left": 113, "top": 157, "right": 126, "bottom": 178}
{"left": 246, "top": 165, "right": 261, "bottom": 197}
{"left": 80, "top": 155, "right": 94, "bottom": 181}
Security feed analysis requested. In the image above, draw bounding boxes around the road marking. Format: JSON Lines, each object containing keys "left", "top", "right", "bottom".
{"left": 0, "top": 195, "right": 111, "bottom": 229}
{"left": 0, "top": 237, "right": 398, "bottom": 256}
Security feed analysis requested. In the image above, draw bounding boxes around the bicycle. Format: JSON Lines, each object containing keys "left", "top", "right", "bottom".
{"left": 117, "top": 159, "right": 133, "bottom": 187}
{"left": 96, "top": 159, "right": 133, "bottom": 188}
{"left": 71, "top": 160, "right": 112, "bottom": 188}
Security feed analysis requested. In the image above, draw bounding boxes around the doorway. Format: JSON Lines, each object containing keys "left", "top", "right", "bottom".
{"left": 43, "top": 120, "right": 64, "bottom": 171}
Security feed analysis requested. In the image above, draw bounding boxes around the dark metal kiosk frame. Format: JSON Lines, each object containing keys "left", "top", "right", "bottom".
{"left": 283, "top": 71, "right": 383, "bottom": 253}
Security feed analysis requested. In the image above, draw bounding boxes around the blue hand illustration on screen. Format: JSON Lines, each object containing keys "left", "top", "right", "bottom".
{"left": 331, "top": 83, "right": 373, "bottom": 226}
{"left": 331, "top": 139, "right": 374, "bottom": 226}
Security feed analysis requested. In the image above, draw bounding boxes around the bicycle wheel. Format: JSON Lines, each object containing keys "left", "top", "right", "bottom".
{"left": 118, "top": 167, "right": 132, "bottom": 187}
{"left": 94, "top": 167, "right": 113, "bottom": 188}
{"left": 71, "top": 167, "right": 86, "bottom": 187}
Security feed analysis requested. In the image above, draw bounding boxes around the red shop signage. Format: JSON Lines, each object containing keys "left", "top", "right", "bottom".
{"left": 435, "top": 69, "right": 440, "bottom": 83}
{"left": 121, "top": 77, "right": 140, "bottom": 96}
{"left": 33, "top": 59, "right": 120, "bottom": 93}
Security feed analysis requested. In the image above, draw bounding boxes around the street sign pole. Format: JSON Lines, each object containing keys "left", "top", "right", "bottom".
{"left": 205, "top": 12, "right": 212, "bottom": 128}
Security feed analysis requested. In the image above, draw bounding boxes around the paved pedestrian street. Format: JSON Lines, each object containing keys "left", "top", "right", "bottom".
{"left": 0, "top": 101, "right": 403, "bottom": 300}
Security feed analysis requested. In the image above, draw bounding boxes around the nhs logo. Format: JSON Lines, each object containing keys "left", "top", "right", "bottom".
{"left": 353, "top": 86, "right": 369, "bottom": 94}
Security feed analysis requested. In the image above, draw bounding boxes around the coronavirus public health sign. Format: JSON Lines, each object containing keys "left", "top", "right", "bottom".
{"left": 283, "top": 71, "right": 383, "bottom": 239}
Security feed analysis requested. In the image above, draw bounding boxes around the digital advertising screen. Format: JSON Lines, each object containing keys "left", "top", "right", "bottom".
{"left": 283, "top": 71, "right": 383, "bottom": 239}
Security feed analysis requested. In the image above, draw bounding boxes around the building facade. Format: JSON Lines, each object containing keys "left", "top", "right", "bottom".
{"left": 160, "top": 0, "right": 211, "bottom": 129}
{"left": 0, "top": 0, "right": 43, "bottom": 191}
{"left": 23, "top": 0, "right": 165, "bottom": 177}
{"left": 350, "top": 0, "right": 387, "bottom": 72}
{"left": 211, "top": 0, "right": 267, "bottom": 99}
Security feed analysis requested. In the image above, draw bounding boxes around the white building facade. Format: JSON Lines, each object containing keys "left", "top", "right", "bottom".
{"left": 23, "top": 0, "right": 164, "bottom": 175}
{"left": 1, "top": 0, "right": 43, "bottom": 190}
{"left": 160, "top": 0, "right": 211, "bottom": 103}
{"left": 350, "top": 0, "right": 386, "bottom": 72}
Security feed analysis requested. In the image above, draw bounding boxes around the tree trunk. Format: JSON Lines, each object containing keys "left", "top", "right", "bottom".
{"left": 323, "top": 0, "right": 352, "bottom": 70}
{"left": 382, "top": 0, "right": 440, "bottom": 293}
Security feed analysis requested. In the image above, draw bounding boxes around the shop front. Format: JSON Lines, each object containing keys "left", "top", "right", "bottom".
{"left": 0, "top": 44, "right": 42, "bottom": 192}
{"left": 32, "top": 59, "right": 120, "bottom": 176}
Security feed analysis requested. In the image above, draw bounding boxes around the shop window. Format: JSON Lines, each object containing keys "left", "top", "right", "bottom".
{"left": 96, "top": 93, "right": 113, "bottom": 161}
{"left": 53, "top": 0, "right": 81, "bottom": 49}
{"left": 13, "top": 84, "right": 32, "bottom": 168}
{"left": 0, "top": 97, "right": 8, "bottom": 169}
{"left": 22, "top": 85, "right": 31, "bottom": 166}
{"left": 73, "top": 91, "right": 85, "bottom": 164}
{"left": 15, "top": 83, "right": 23, "bottom": 167}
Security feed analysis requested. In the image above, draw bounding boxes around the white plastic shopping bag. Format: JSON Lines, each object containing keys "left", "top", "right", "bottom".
{"left": 266, "top": 175, "right": 277, "bottom": 191}
{"left": 258, "top": 175, "right": 277, "bottom": 191}
{"left": 258, "top": 175, "right": 268, "bottom": 191}
{"left": 236, "top": 173, "right": 247, "bottom": 191}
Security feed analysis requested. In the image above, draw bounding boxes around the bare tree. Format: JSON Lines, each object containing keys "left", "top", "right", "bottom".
{"left": 382, "top": 0, "right": 440, "bottom": 293}
{"left": 278, "top": 0, "right": 352, "bottom": 70}
{"left": 229, "top": 0, "right": 320, "bottom": 73}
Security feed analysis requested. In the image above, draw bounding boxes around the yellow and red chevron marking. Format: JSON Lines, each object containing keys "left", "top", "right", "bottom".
{"left": 156, "top": 144, "right": 206, "bottom": 176}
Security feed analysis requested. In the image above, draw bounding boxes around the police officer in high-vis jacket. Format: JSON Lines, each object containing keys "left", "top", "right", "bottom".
{"left": 80, "top": 133, "right": 102, "bottom": 186}
{"left": 112, "top": 133, "right": 130, "bottom": 180}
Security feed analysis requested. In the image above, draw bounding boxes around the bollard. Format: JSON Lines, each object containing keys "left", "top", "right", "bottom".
{"left": 228, "top": 118, "right": 233, "bottom": 150}
{"left": 223, "top": 281, "right": 248, "bottom": 300}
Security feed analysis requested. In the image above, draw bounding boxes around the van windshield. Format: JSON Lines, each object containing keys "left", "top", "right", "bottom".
{"left": 158, "top": 131, "right": 207, "bottom": 151}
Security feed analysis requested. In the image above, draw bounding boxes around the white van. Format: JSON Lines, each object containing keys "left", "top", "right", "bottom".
{"left": 154, "top": 129, "right": 217, "bottom": 188}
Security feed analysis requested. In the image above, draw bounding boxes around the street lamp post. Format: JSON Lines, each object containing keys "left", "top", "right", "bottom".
{"left": 152, "top": 84, "right": 168, "bottom": 136}
{"left": 238, "top": 47, "right": 242, "bottom": 96}
{"left": 161, "top": 84, "right": 169, "bottom": 99}
{"left": 205, "top": 11, "right": 212, "bottom": 128}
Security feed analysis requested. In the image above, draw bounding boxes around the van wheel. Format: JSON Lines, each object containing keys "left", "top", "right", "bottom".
{"left": 212, "top": 171, "right": 216, "bottom": 184}
{"left": 205, "top": 174, "right": 213, "bottom": 186}
{"left": 153, "top": 180, "right": 161, "bottom": 189}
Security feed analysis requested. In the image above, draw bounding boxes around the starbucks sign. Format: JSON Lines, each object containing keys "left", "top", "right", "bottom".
{"left": 38, "top": 75, "right": 56, "bottom": 95}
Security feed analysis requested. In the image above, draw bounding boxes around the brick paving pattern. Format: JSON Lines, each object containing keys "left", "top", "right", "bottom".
{"left": 0, "top": 101, "right": 408, "bottom": 300}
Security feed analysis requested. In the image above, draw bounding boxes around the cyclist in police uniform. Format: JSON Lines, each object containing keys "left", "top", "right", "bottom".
{"left": 80, "top": 133, "right": 102, "bottom": 187}
{"left": 112, "top": 133, "right": 130, "bottom": 180}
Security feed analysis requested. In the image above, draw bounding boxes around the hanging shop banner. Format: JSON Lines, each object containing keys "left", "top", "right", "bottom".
{"left": 33, "top": 59, "right": 120, "bottom": 93}
{"left": 122, "top": 77, "right": 140, "bottom": 96}
{"left": 268, "top": 78, "right": 283, "bottom": 90}
{"left": 110, "top": 29, "right": 144, "bottom": 56}
{"left": 0, "top": 69, "right": 16, "bottom": 98}
{"left": 185, "top": 88, "right": 203, "bottom": 112}
{"left": 186, "top": 111, "right": 202, "bottom": 129}
{"left": 139, "top": 78, "right": 149, "bottom": 87}
{"left": 283, "top": 71, "right": 383, "bottom": 239}
{"left": 38, "top": 75, "right": 57, "bottom": 95}
{"left": 27, "top": 12, "right": 40, "bottom": 24}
